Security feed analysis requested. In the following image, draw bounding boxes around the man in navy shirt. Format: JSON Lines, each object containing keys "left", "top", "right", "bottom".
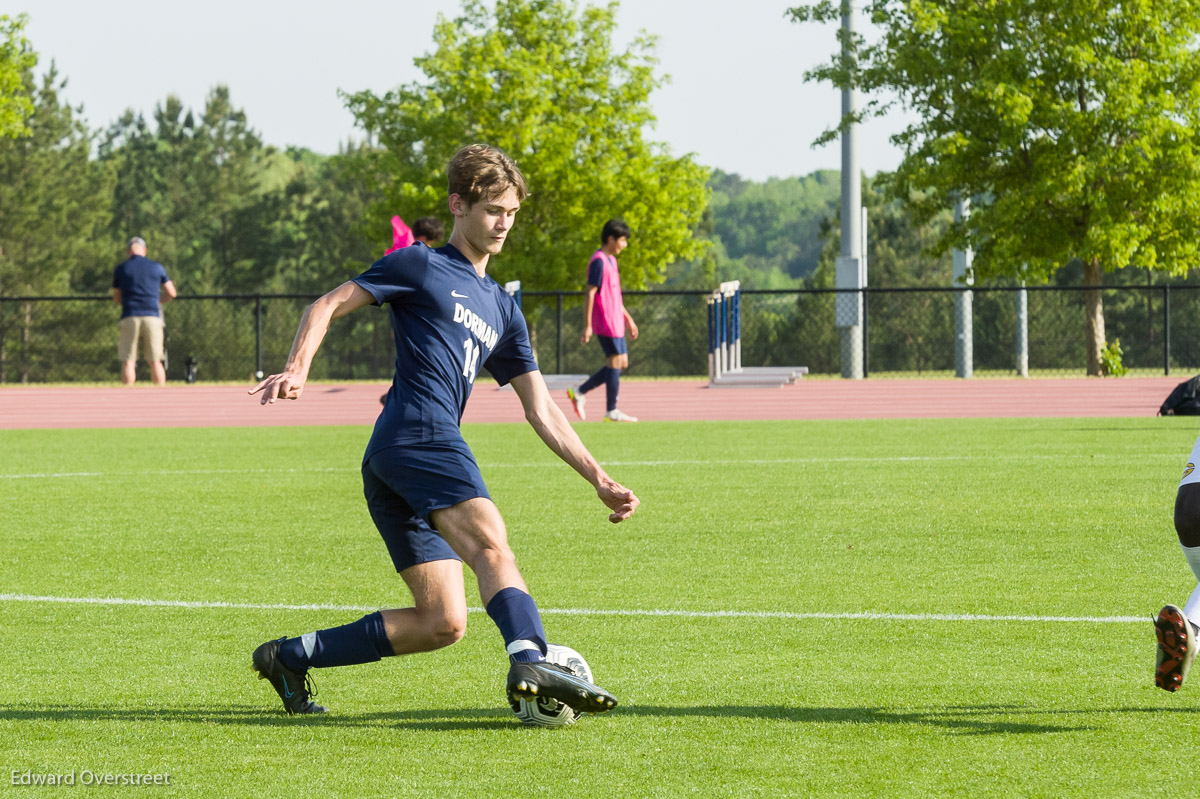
{"left": 249, "top": 144, "right": 637, "bottom": 717}
{"left": 111, "top": 237, "right": 176, "bottom": 385}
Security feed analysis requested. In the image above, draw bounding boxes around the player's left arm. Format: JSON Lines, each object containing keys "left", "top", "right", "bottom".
{"left": 623, "top": 307, "right": 638, "bottom": 339}
{"left": 509, "top": 370, "right": 639, "bottom": 523}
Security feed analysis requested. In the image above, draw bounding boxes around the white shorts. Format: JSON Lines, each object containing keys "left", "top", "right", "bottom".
{"left": 1180, "top": 434, "right": 1200, "bottom": 487}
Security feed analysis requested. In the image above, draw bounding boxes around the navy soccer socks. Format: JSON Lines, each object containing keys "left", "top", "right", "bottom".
{"left": 604, "top": 366, "right": 620, "bottom": 412}
{"left": 579, "top": 366, "right": 621, "bottom": 413}
{"left": 486, "top": 587, "right": 548, "bottom": 663}
{"left": 274, "top": 591, "right": 548, "bottom": 669}
{"left": 578, "top": 366, "right": 607, "bottom": 396}
{"left": 277, "top": 611, "right": 395, "bottom": 670}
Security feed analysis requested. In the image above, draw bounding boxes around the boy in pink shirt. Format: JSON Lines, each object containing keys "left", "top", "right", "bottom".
{"left": 568, "top": 219, "right": 639, "bottom": 422}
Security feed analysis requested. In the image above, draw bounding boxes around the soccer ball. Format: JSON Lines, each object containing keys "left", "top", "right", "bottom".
{"left": 509, "top": 644, "right": 594, "bottom": 728}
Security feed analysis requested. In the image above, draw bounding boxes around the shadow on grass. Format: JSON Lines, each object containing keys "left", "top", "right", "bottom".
{"left": 1, "top": 702, "right": 1180, "bottom": 734}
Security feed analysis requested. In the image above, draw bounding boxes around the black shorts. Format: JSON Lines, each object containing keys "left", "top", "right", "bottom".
{"left": 361, "top": 441, "right": 491, "bottom": 572}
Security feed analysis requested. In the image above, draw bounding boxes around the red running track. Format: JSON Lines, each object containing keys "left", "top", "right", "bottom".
{"left": 0, "top": 376, "right": 1183, "bottom": 430}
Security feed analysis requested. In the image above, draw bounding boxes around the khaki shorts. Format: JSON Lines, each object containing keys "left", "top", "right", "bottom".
{"left": 118, "top": 315, "right": 165, "bottom": 363}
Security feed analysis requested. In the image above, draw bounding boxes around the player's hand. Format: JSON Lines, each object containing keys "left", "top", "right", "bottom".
{"left": 580, "top": 326, "right": 592, "bottom": 345}
{"left": 627, "top": 318, "right": 639, "bottom": 340}
{"left": 249, "top": 370, "right": 306, "bottom": 404}
{"left": 597, "top": 479, "right": 639, "bottom": 524}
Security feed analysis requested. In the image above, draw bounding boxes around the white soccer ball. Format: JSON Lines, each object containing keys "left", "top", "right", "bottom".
{"left": 510, "top": 644, "right": 594, "bottom": 728}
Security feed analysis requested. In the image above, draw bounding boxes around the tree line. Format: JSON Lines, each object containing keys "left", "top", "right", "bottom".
{"left": 0, "top": 1, "right": 710, "bottom": 305}
{"left": 5, "top": 0, "right": 1200, "bottom": 380}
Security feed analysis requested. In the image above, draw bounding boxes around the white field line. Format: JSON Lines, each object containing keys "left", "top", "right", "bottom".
{"left": 0, "top": 453, "right": 1183, "bottom": 480}
{"left": 0, "top": 593, "right": 1146, "bottom": 624}
{"left": 0, "top": 467, "right": 354, "bottom": 480}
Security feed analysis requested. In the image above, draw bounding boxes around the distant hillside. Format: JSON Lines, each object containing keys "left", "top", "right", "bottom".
{"left": 663, "top": 168, "right": 841, "bottom": 289}
{"left": 709, "top": 168, "right": 840, "bottom": 279}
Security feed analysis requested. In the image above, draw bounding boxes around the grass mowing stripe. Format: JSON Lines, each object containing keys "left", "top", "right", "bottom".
{"left": 0, "top": 593, "right": 1148, "bottom": 623}
{"left": 0, "top": 452, "right": 1184, "bottom": 480}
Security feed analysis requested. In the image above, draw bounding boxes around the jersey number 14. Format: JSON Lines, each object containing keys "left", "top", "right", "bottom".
{"left": 462, "top": 338, "right": 480, "bottom": 383}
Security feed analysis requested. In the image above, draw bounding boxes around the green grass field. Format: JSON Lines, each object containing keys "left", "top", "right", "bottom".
{"left": 3, "top": 418, "right": 1200, "bottom": 797}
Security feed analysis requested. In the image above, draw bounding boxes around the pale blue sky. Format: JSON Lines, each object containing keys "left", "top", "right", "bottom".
{"left": 16, "top": 0, "right": 909, "bottom": 181}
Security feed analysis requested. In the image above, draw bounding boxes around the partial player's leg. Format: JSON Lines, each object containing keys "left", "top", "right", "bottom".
{"left": 250, "top": 456, "right": 469, "bottom": 715}
{"left": 362, "top": 451, "right": 470, "bottom": 653}
{"left": 1156, "top": 460, "right": 1200, "bottom": 692}
{"left": 602, "top": 345, "right": 637, "bottom": 422}
{"left": 252, "top": 559, "right": 468, "bottom": 714}
{"left": 382, "top": 559, "right": 468, "bottom": 655}
{"left": 571, "top": 358, "right": 614, "bottom": 420}
{"left": 431, "top": 497, "right": 618, "bottom": 714}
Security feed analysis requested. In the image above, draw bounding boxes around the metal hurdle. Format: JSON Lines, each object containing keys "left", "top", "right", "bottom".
{"left": 499, "top": 280, "right": 587, "bottom": 391}
{"left": 707, "top": 280, "right": 808, "bottom": 387}
{"left": 504, "top": 280, "right": 522, "bottom": 308}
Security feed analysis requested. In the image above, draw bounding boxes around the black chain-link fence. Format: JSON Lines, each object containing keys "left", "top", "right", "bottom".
{"left": 3, "top": 285, "right": 1199, "bottom": 383}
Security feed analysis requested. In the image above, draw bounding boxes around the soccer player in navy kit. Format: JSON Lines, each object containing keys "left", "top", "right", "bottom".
{"left": 248, "top": 144, "right": 636, "bottom": 717}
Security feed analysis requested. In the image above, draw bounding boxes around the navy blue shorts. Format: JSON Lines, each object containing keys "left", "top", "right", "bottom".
{"left": 361, "top": 441, "right": 490, "bottom": 572}
{"left": 597, "top": 335, "right": 628, "bottom": 357}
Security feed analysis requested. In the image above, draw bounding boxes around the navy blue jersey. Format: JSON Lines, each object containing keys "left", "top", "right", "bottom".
{"left": 112, "top": 255, "right": 170, "bottom": 318}
{"left": 353, "top": 243, "right": 538, "bottom": 453}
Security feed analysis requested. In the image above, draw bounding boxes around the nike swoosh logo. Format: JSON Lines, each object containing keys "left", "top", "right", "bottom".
{"left": 534, "top": 664, "right": 594, "bottom": 690}
{"left": 451, "top": 290, "right": 468, "bottom": 298}
{"left": 281, "top": 675, "right": 294, "bottom": 698}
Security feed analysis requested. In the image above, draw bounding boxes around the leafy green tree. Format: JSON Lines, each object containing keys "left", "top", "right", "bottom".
{"left": 0, "top": 15, "right": 36, "bottom": 138}
{"left": 343, "top": 0, "right": 709, "bottom": 293}
{"left": 190, "top": 86, "right": 276, "bottom": 293}
{"left": 102, "top": 87, "right": 278, "bottom": 294}
{"left": 791, "top": 0, "right": 1200, "bottom": 374}
{"left": 266, "top": 144, "right": 386, "bottom": 295}
{"left": 0, "top": 65, "right": 113, "bottom": 381}
{"left": 807, "top": 177, "right": 956, "bottom": 373}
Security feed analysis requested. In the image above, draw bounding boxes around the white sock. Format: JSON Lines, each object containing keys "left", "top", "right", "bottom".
{"left": 1181, "top": 546, "right": 1200, "bottom": 622}
{"left": 1184, "top": 545, "right": 1200, "bottom": 581}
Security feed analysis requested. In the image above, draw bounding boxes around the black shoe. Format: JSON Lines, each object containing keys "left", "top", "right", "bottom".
{"left": 507, "top": 659, "right": 618, "bottom": 714}
{"left": 251, "top": 638, "right": 328, "bottom": 715}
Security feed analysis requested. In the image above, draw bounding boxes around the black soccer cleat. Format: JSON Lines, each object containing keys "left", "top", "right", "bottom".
{"left": 507, "top": 659, "right": 618, "bottom": 714}
{"left": 252, "top": 637, "right": 328, "bottom": 715}
{"left": 1155, "top": 604, "right": 1198, "bottom": 692}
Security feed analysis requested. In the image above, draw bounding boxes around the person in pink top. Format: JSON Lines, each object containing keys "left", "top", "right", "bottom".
{"left": 385, "top": 215, "right": 445, "bottom": 256}
{"left": 568, "top": 218, "right": 639, "bottom": 422}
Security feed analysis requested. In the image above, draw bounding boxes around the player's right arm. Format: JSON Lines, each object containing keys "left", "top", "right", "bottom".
{"left": 250, "top": 281, "right": 374, "bottom": 404}
{"left": 509, "top": 370, "right": 639, "bottom": 523}
{"left": 581, "top": 255, "right": 607, "bottom": 344}
{"left": 581, "top": 285, "right": 598, "bottom": 344}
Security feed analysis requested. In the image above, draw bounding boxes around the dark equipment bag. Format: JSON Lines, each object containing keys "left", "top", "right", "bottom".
{"left": 1160, "top": 375, "right": 1200, "bottom": 416}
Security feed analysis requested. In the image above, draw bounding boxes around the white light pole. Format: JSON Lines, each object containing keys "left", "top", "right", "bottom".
{"left": 952, "top": 194, "right": 974, "bottom": 378}
{"left": 835, "top": 0, "right": 864, "bottom": 379}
